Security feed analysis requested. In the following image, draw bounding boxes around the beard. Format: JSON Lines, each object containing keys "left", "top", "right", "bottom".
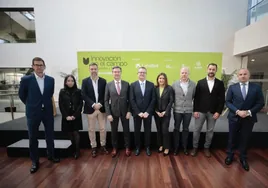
{"left": 208, "top": 72, "right": 215, "bottom": 77}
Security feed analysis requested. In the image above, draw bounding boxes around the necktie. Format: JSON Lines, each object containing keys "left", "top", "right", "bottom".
{"left": 116, "top": 81, "right": 120, "bottom": 95}
{"left": 141, "top": 82, "right": 145, "bottom": 96}
{"left": 242, "top": 83, "right": 246, "bottom": 100}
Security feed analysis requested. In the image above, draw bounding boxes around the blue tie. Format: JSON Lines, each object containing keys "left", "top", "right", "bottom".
{"left": 141, "top": 82, "right": 145, "bottom": 96}
{"left": 242, "top": 83, "right": 246, "bottom": 100}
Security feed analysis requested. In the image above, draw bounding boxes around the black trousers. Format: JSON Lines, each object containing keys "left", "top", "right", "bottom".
{"left": 154, "top": 114, "right": 170, "bottom": 149}
{"left": 110, "top": 115, "right": 130, "bottom": 149}
{"left": 27, "top": 113, "right": 55, "bottom": 164}
{"left": 134, "top": 115, "right": 152, "bottom": 148}
{"left": 227, "top": 117, "right": 255, "bottom": 160}
{"left": 173, "top": 113, "right": 192, "bottom": 149}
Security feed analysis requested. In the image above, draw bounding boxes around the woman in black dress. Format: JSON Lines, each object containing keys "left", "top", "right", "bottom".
{"left": 59, "top": 75, "right": 83, "bottom": 159}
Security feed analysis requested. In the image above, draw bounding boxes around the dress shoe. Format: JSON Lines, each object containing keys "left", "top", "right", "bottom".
{"left": 111, "top": 148, "right": 117, "bottom": 158}
{"left": 74, "top": 151, "right": 80, "bottom": 159}
{"left": 125, "top": 148, "right": 131, "bottom": 157}
{"left": 158, "top": 146, "right": 163, "bottom": 153}
{"left": 30, "top": 162, "right": 39, "bottom": 174}
{"left": 146, "top": 147, "right": 151, "bottom": 156}
{"left": 183, "top": 149, "right": 189, "bottom": 156}
{"left": 240, "top": 159, "right": 249, "bottom": 171}
{"left": 48, "top": 157, "right": 60, "bottom": 163}
{"left": 191, "top": 148, "right": 198, "bottom": 157}
{"left": 101, "top": 146, "right": 109, "bottom": 155}
{"left": 204, "top": 148, "right": 211, "bottom": 158}
{"left": 135, "top": 148, "right": 140, "bottom": 156}
{"left": 173, "top": 149, "right": 178, "bottom": 156}
{"left": 163, "top": 149, "right": 169, "bottom": 157}
{"left": 225, "top": 157, "right": 233, "bottom": 165}
{"left": 92, "top": 147, "right": 97, "bottom": 158}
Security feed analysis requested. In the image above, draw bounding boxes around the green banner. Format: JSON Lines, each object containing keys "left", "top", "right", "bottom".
{"left": 77, "top": 51, "right": 222, "bottom": 85}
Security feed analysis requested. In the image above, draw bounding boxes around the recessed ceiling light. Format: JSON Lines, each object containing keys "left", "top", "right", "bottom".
{"left": 251, "top": 59, "right": 255, "bottom": 62}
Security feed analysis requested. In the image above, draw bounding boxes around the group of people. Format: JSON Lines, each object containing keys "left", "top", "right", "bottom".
{"left": 19, "top": 57, "right": 264, "bottom": 174}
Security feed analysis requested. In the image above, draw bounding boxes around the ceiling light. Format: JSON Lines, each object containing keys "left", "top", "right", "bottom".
{"left": 251, "top": 59, "right": 255, "bottom": 62}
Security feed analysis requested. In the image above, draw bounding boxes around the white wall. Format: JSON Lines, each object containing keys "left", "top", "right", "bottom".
{"left": 0, "top": 0, "right": 248, "bottom": 99}
{"left": 234, "top": 15, "right": 268, "bottom": 55}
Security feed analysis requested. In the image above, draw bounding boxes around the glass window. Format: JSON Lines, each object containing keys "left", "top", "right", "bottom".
{"left": 247, "top": 0, "right": 268, "bottom": 25}
{"left": 0, "top": 8, "right": 36, "bottom": 43}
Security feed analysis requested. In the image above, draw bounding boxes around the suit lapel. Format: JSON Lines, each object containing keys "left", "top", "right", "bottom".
{"left": 32, "top": 74, "right": 42, "bottom": 96}
{"left": 235, "top": 83, "right": 244, "bottom": 100}
{"left": 137, "top": 81, "right": 143, "bottom": 97}
{"left": 43, "top": 76, "right": 49, "bottom": 96}
{"left": 156, "top": 87, "right": 160, "bottom": 99}
{"left": 88, "top": 78, "right": 96, "bottom": 101}
{"left": 161, "top": 87, "right": 168, "bottom": 98}
{"left": 111, "top": 81, "right": 118, "bottom": 95}
{"left": 245, "top": 82, "right": 252, "bottom": 101}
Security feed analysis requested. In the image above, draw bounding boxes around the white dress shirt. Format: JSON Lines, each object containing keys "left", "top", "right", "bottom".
{"left": 91, "top": 77, "right": 99, "bottom": 107}
{"left": 34, "top": 72, "right": 45, "bottom": 95}
{"left": 206, "top": 76, "right": 215, "bottom": 93}
{"left": 139, "top": 80, "right": 146, "bottom": 95}
{"left": 114, "top": 80, "right": 121, "bottom": 92}
{"left": 180, "top": 80, "right": 189, "bottom": 95}
{"left": 239, "top": 81, "right": 249, "bottom": 95}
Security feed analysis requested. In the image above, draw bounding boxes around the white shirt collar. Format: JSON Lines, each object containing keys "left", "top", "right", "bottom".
{"left": 114, "top": 80, "right": 121, "bottom": 83}
{"left": 139, "top": 80, "right": 146, "bottom": 84}
{"left": 34, "top": 72, "right": 45, "bottom": 79}
{"left": 240, "top": 81, "right": 249, "bottom": 85}
{"left": 206, "top": 76, "right": 215, "bottom": 81}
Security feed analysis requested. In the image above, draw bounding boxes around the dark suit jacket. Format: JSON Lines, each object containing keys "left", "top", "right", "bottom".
{"left": 104, "top": 80, "right": 130, "bottom": 117}
{"left": 155, "top": 85, "right": 174, "bottom": 116}
{"left": 81, "top": 76, "right": 106, "bottom": 114}
{"left": 130, "top": 80, "right": 156, "bottom": 117}
{"left": 193, "top": 77, "right": 225, "bottom": 114}
{"left": 19, "top": 74, "right": 54, "bottom": 119}
{"left": 226, "top": 82, "right": 264, "bottom": 122}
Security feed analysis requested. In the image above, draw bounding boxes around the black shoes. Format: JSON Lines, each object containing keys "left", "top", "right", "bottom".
{"left": 225, "top": 157, "right": 233, "bottom": 165}
{"left": 48, "top": 157, "right": 60, "bottom": 163}
{"left": 92, "top": 147, "right": 97, "bottom": 158}
{"left": 146, "top": 147, "right": 151, "bottom": 156}
{"left": 101, "top": 146, "right": 109, "bottom": 155}
{"left": 240, "top": 159, "right": 249, "bottom": 171}
{"left": 30, "top": 162, "right": 39, "bottom": 174}
{"left": 183, "top": 149, "right": 189, "bottom": 156}
{"left": 135, "top": 148, "right": 140, "bottom": 156}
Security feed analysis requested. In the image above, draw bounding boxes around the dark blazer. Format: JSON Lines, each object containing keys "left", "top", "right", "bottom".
{"left": 193, "top": 77, "right": 225, "bottom": 114}
{"left": 130, "top": 80, "right": 156, "bottom": 116}
{"left": 19, "top": 74, "right": 54, "bottom": 119}
{"left": 58, "top": 88, "right": 83, "bottom": 131}
{"left": 81, "top": 76, "right": 106, "bottom": 114}
{"left": 155, "top": 85, "right": 174, "bottom": 116}
{"left": 226, "top": 82, "right": 264, "bottom": 122}
{"left": 104, "top": 80, "right": 130, "bottom": 117}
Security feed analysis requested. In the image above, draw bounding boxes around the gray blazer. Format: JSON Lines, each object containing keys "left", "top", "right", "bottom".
{"left": 104, "top": 80, "right": 130, "bottom": 117}
{"left": 172, "top": 79, "right": 196, "bottom": 113}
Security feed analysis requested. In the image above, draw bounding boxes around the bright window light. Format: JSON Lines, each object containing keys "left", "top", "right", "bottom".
{"left": 21, "top": 11, "right": 35, "bottom": 21}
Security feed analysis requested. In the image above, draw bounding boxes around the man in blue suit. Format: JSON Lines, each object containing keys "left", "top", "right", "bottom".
{"left": 19, "top": 57, "right": 60, "bottom": 174}
{"left": 225, "top": 68, "right": 264, "bottom": 171}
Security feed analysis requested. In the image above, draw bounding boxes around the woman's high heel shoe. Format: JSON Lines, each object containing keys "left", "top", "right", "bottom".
{"left": 158, "top": 146, "right": 163, "bottom": 153}
{"left": 163, "top": 149, "right": 169, "bottom": 157}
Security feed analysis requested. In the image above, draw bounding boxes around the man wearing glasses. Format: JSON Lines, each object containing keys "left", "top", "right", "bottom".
{"left": 19, "top": 57, "right": 59, "bottom": 174}
{"left": 130, "top": 67, "right": 156, "bottom": 156}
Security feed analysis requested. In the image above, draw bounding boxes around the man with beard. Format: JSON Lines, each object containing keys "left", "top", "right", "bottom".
{"left": 191, "top": 63, "right": 225, "bottom": 157}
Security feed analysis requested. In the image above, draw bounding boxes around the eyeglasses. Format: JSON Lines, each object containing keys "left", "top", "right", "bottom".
{"left": 33, "top": 64, "right": 44, "bottom": 67}
{"left": 138, "top": 72, "right": 146, "bottom": 74}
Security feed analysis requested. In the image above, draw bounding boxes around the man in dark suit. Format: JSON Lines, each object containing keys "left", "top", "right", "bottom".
{"left": 81, "top": 62, "right": 108, "bottom": 158}
{"left": 104, "top": 66, "right": 131, "bottom": 157}
{"left": 225, "top": 68, "right": 264, "bottom": 171}
{"left": 19, "top": 57, "right": 59, "bottom": 174}
{"left": 191, "top": 63, "right": 225, "bottom": 157}
{"left": 130, "top": 66, "right": 156, "bottom": 156}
